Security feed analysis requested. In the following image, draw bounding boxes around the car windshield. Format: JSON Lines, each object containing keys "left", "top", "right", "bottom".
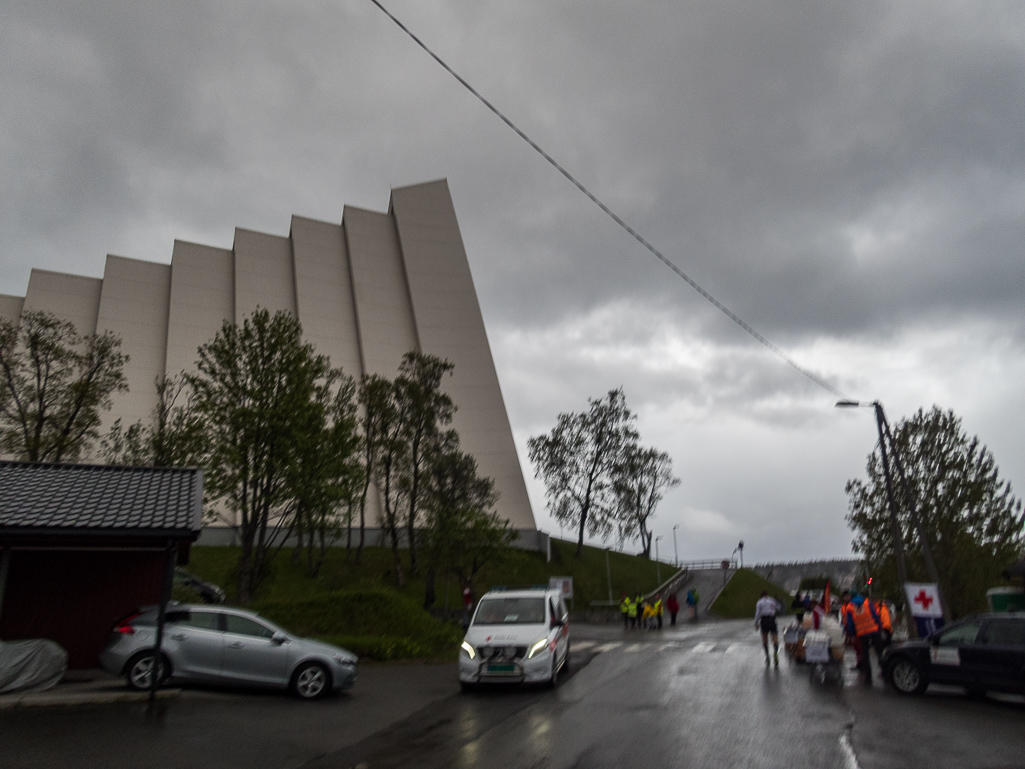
{"left": 473, "top": 597, "right": 546, "bottom": 625}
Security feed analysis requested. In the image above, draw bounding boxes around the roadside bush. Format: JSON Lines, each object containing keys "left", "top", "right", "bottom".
{"left": 254, "top": 589, "right": 462, "bottom": 660}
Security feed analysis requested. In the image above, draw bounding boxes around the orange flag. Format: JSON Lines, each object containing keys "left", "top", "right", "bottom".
{"left": 824, "top": 581, "right": 831, "bottom": 612}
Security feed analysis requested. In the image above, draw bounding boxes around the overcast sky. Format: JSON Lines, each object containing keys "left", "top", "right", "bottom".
{"left": 3, "top": 1, "right": 1023, "bottom": 565}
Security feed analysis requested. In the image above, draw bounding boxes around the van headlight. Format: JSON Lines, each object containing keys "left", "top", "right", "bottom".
{"left": 527, "top": 638, "right": 549, "bottom": 659}
{"left": 460, "top": 641, "right": 476, "bottom": 659}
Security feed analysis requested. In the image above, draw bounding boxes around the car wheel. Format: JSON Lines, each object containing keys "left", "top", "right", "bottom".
{"left": 291, "top": 661, "right": 330, "bottom": 699}
{"left": 547, "top": 656, "right": 559, "bottom": 688}
{"left": 125, "top": 651, "right": 170, "bottom": 691}
{"left": 887, "top": 657, "right": 927, "bottom": 695}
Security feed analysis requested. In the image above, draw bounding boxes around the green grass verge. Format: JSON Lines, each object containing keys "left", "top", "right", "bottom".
{"left": 708, "top": 568, "right": 791, "bottom": 619}
{"left": 183, "top": 538, "right": 674, "bottom": 660}
{"left": 254, "top": 589, "right": 463, "bottom": 662}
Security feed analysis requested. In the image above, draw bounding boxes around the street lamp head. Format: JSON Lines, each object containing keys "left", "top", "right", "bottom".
{"left": 835, "top": 400, "right": 860, "bottom": 408}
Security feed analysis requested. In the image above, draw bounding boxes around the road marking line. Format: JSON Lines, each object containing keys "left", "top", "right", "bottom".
{"left": 595, "top": 642, "right": 622, "bottom": 653}
{"left": 572, "top": 641, "right": 597, "bottom": 651}
{"left": 623, "top": 644, "right": 644, "bottom": 653}
{"left": 692, "top": 642, "right": 715, "bottom": 653}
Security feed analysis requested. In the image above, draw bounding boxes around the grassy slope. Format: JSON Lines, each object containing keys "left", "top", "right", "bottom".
{"left": 708, "top": 568, "right": 792, "bottom": 619}
{"left": 184, "top": 538, "right": 671, "bottom": 660}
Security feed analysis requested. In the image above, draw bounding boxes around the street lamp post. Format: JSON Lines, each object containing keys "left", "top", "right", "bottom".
{"left": 672, "top": 524, "right": 679, "bottom": 567}
{"left": 738, "top": 541, "right": 744, "bottom": 568}
{"left": 837, "top": 400, "right": 952, "bottom": 631}
{"left": 655, "top": 536, "right": 663, "bottom": 586}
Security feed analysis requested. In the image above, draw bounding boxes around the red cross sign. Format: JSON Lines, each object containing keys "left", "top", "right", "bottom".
{"left": 905, "top": 583, "right": 943, "bottom": 618}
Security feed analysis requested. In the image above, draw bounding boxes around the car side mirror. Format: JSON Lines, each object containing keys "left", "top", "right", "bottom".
{"left": 271, "top": 632, "right": 288, "bottom": 645}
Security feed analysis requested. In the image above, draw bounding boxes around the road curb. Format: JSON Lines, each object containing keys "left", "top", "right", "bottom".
{"left": 0, "top": 686, "right": 181, "bottom": 710}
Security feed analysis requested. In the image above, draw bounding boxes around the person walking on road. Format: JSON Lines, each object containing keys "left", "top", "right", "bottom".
{"left": 627, "top": 593, "right": 639, "bottom": 629}
{"left": 845, "top": 594, "right": 884, "bottom": 684}
{"left": 791, "top": 592, "right": 807, "bottom": 626}
{"left": 667, "top": 592, "right": 680, "bottom": 626}
{"left": 654, "top": 593, "right": 664, "bottom": 630}
{"left": 755, "top": 590, "right": 783, "bottom": 666}
{"left": 691, "top": 588, "right": 700, "bottom": 620}
{"left": 620, "top": 592, "right": 631, "bottom": 629}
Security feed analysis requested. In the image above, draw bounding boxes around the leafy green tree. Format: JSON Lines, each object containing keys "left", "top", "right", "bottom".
{"left": 186, "top": 308, "right": 334, "bottom": 604}
{"left": 420, "top": 431, "right": 512, "bottom": 608}
{"left": 371, "top": 376, "right": 408, "bottom": 586}
{"left": 615, "top": 444, "right": 680, "bottom": 557}
{"left": 846, "top": 406, "right": 1024, "bottom": 618}
{"left": 0, "top": 311, "right": 128, "bottom": 462}
{"left": 355, "top": 374, "right": 392, "bottom": 563}
{"left": 393, "top": 351, "right": 455, "bottom": 576}
{"left": 528, "top": 388, "right": 638, "bottom": 557}
{"left": 101, "top": 373, "right": 206, "bottom": 468}
{"left": 288, "top": 372, "right": 363, "bottom": 577}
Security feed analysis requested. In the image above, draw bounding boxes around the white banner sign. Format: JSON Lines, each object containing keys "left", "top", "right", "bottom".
{"left": 549, "top": 576, "right": 573, "bottom": 599}
{"left": 905, "top": 582, "right": 943, "bottom": 618}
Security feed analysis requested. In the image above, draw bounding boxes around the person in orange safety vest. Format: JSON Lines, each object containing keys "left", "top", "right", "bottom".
{"left": 844, "top": 594, "right": 884, "bottom": 684}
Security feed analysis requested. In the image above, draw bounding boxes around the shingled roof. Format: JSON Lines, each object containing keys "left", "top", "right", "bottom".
{"left": 0, "top": 461, "right": 203, "bottom": 539}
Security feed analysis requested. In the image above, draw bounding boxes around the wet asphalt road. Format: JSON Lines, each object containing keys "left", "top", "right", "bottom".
{"left": 2, "top": 619, "right": 1023, "bottom": 768}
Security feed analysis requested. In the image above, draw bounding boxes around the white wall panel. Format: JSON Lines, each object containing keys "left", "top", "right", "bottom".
{"left": 165, "top": 241, "right": 234, "bottom": 377}
{"left": 391, "top": 180, "right": 536, "bottom": 530}
{"left": 290, "top": 216, "right": 363, "bottom": 378}
{"left": 22, "top": 269, "right": 102, "bottom": 336}
{"left": 233, "top": 228, "right": 296, "bottom": 323}
{"left": 343, "top": 206, "right": 418, "bottom": 377}
{"left": 96, "top": 255, "right": 171, "bottom": 428}
{"left": 0, "top": 295, "right": 24, "bottom": 324}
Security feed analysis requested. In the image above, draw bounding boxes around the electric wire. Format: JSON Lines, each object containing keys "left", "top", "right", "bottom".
{"left": 368, "top": 0, "right": 848, "bottom": 400}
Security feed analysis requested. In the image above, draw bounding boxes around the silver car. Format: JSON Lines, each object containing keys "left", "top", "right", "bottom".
{"left": 99, "top": 604, "right": 357, "bottom": 699}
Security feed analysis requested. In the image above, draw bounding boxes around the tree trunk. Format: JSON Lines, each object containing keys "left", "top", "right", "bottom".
{"left": 423, "top": 564, "right": 437, "bottom": 609}
{"left": 576, "top": 507, "right": 588, "bottom": 557}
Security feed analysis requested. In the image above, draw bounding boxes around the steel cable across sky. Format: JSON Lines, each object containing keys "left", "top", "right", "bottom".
{"left": 368, "top": 0, "right": 850, "bottom": 401}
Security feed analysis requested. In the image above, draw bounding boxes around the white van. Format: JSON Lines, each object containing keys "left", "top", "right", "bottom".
{"left": 458, "top": 587, "right": 570, "bottom": 688}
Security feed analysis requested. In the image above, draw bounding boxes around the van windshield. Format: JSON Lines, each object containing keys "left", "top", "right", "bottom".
{"left": 473, "top": 597, "right": 546, "bottom": 625}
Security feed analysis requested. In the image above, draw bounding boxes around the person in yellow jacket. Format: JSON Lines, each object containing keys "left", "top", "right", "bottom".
{"left": 653, "top": 593, "right": 664, "bottom": 630}
{"left": 642, "top": 601, "right": 656, "bottom": 630}
{"left": 627, "top": 594, "right": 639, "bottom": 629}
{"left": 620, "top": 592, "right": 631, "bottom": 629}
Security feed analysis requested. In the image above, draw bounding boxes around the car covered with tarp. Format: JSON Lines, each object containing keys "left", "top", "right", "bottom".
{"left": 0, "top": 639, "right": 67, "bottom": 694}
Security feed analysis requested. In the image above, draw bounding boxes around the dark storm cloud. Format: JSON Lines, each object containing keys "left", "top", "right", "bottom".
{"left": 2, "top": 1, "right": 1023, "bottom": 560}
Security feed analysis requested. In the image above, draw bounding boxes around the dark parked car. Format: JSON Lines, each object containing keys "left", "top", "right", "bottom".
{"left": 882, "top": 613, "right": 1025, "bottom": 697}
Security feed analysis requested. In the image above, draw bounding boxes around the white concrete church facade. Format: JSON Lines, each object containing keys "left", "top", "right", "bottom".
{"left": 0, "top": 179, "right": 537, "bottom": 534}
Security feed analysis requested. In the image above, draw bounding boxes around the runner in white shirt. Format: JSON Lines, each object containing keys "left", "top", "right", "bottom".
{"left": 754, "top": 591, "right": 783, "bottom": 666}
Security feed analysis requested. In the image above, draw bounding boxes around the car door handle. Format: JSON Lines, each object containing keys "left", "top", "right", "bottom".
{"left": 227, "top": 642, "right": 244, "bottom": 649}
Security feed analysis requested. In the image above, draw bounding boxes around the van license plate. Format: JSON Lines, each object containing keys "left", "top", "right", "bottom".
{"left": 487, "top": 664, "right": 515, "bottom": 672}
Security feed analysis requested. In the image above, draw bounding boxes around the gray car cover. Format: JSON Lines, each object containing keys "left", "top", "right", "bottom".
{"left": 0, "top": 639, "right": 68, "bottom": 694}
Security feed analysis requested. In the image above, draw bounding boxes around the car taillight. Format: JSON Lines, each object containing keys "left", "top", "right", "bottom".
{"left": 114, "top": 612, "right": 141, "bottom": 635}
